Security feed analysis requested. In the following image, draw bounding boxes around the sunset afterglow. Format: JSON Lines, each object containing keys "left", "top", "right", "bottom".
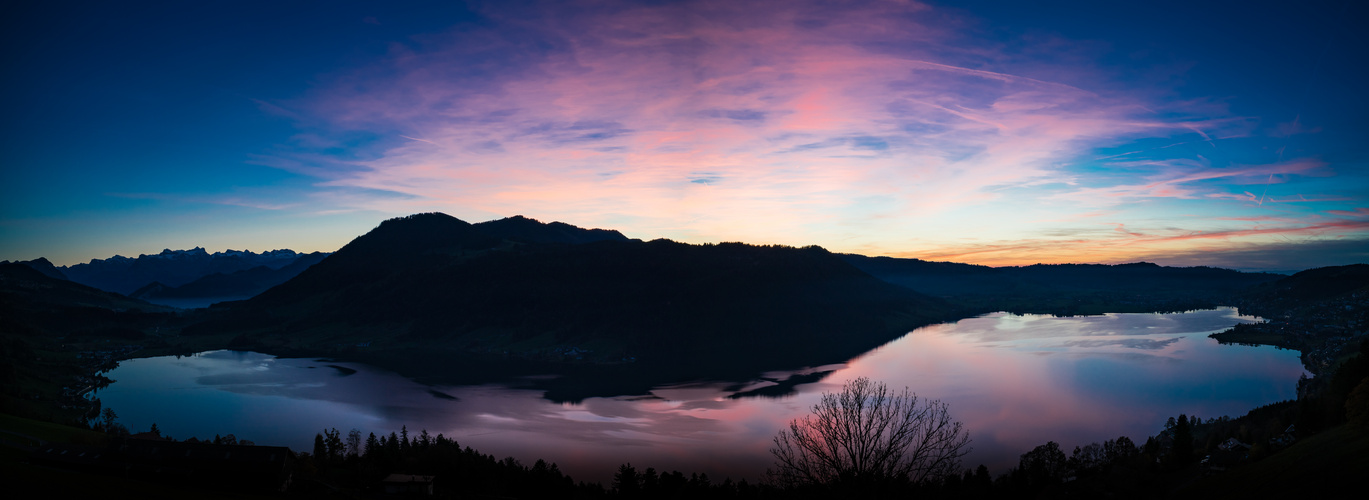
{"left": 4, "top": 0, "right": 1366, "bottom": 271}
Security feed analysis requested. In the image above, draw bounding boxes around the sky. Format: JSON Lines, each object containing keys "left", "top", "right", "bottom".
{"left": 3, "top": 0, "right": 1367, "bottom": 272}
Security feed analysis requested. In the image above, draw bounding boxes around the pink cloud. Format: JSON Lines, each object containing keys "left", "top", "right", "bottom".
{"left": 286, "top": 1, "right": 1210, "bottom": 236}
{"left": 239, "top": 0, "right": 1366, "bottom": 269}
{"left": 1328, "top": 207, "right": 1369, "bottom": 217}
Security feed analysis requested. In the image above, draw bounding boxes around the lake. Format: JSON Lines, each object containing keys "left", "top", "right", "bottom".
{"left": 92, "top": 307, "right": 1305, "bottom": 482}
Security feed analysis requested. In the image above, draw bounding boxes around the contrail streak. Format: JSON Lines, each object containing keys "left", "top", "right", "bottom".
{"left": 1257, "top": 174, "right": 1273, "bottom": 206}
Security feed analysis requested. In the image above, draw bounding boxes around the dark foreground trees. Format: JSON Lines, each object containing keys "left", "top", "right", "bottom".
{"left": 768, "top": 377, "right": 971, "bottom": 495}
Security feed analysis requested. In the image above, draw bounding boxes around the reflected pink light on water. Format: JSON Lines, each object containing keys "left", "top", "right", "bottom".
{"left": 429, "top": 309, "right": 1297, "bottom": 480}
{"left": 836, "top": 321, "right": 1130, "bottom": 468}
{"left": 96, "top": 308, "right": 1302, "bottom": 483}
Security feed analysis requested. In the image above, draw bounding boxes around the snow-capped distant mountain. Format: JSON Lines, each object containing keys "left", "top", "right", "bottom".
{"left": 127, "top": 251, "right": 331, "bottom": 308}
{"left": 60, "top": 247, "right": 319, "bottom": 296}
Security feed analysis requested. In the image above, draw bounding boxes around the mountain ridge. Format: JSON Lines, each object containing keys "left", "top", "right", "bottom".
{"left": 839, "top": 253, "right": 1285, "bottom": 314}
{"left": 5, "top": 212, "right": 1361, "bottom": 404}
{"left": 127, "top": 252, "right": 331, "bottom": 308}
{"left": 191, "top": 213, "right": 954, "bottom": 395}
{"left": 59, "top": 247, "right": 320, "bottom": 295}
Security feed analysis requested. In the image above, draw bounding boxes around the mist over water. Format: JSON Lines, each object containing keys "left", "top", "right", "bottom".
{"left": 94, "top": 308, "right": 1303, "bottom": 482}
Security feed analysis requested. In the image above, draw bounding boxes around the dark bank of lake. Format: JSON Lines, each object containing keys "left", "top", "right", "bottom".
{"left": 92, "top": 307, "right": 1304, "bottom": 483}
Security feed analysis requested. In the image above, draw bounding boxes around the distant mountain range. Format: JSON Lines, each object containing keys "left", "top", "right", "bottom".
{"left": 126, "top": 252, "right": 331, "bottom": 309}
{"left": 7, "top": 248, "right": 331, "bottom": 308}
{"left": 58, "top": 247, "right": 322, "bottom": 296}
{"left": 3, "top": 214, "right": 633, "bottom": 309}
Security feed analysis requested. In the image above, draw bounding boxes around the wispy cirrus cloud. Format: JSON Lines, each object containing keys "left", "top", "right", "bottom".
{"left": 1053, "top": 158, "right": 1332, "bottom": 204}
{"left": 250, "top": 0, "right": 1365, "bottom": 269}
{"left": 275, "top": 2, "right": 1189, "bottom": 225}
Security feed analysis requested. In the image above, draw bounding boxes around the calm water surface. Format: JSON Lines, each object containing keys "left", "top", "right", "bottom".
{"left": 94, "top": 308, "right": 1305, "bottom": 482}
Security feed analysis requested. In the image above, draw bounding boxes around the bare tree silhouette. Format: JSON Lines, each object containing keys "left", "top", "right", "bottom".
{"left": 768, "top": 377, "right": 970, "bottom": 492}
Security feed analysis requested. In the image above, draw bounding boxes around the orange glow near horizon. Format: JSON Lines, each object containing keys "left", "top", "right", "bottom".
{"left": 3, "top": 0, "right": 1364, "bottom": 271}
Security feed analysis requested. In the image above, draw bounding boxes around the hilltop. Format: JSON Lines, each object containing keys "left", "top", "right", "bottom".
{"left": 188, "top": 213, "right": 952, "bottom": 397}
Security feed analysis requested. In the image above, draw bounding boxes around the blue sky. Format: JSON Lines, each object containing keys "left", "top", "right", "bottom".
{"left": 3, "top": 0, "right": 1366, "bottom": 271}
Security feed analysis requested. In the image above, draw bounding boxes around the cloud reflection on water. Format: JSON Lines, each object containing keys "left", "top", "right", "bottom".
{"left": 1059, "top": 337, "right": 1183, "bottom": 350}
{"left": 96, "top": 308, "right": 1303, "bottom": 483}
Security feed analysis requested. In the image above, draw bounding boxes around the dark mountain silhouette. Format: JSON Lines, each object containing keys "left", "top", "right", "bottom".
{"left": 1232, "top": 264, "right": 1369, "bottom": 319}
{"left": 255, "top": 213, "right": 502, "bottom": 296}
{"left": 0, "top": 262, "right": 172, "bottom": 339}
{"left": 835, "top": 255, "right": 998, "bottom": 296}
{"left": 10, "top": 212, "right": 1319, "bottom": 401}
{"left": 1248, "top": 264, "right": 1369, "bottom": 302}
{"left": 840, "top": 254, "right": 1284, "bottom": 314}
{"left": 1007, "top": 262, "right": 1282, "bottom": 290}
{"left": 474, "top": 215, "right": 631, "bottom": 244}
{"left": 191, "top": 213, "right": 951, "bottom": 395}
{"left": 0, "top": 263, "right": 164, "bottom": 312}
{"left": 239, "top": 214, "right": 618, "bottom": 304}
{"left": 0, "top": 263, "right": 183, "bottom": 423}
{"left": 128, "top": 281, "right": 173, "bottom": 299}
{"left": 60, "top": 248, "right": 315, "bottom": 295}
{"left": 9, "top": 257, "right": 69, "bottom": 281}
{"left": 128, "top": 252, "right": 330, "bottom": 308}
